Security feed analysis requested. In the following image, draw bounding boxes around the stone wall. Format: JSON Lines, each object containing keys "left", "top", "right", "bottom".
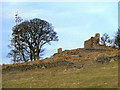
{"left": 2, "top": 60, "right": 74, "bottom": 72}
{"left": 84, "top": 37, "right": 94, "bottom": 48}
{"left": 84, "top": 33, "right": 105, "bottom": 49}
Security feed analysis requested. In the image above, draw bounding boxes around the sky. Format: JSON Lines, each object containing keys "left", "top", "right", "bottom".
{"left": 0, "top": 1, "right": 118, "bottom": 64}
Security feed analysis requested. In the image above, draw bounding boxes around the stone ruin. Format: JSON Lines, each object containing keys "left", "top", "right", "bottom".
{"left": 84, "top": 33, "right": 105, "bottom": 49}
{"left": 57, "top": 33, "right": 111, "bottom": 55}
{"left": 58, "top": 48, "right": 62, "bottom": 53}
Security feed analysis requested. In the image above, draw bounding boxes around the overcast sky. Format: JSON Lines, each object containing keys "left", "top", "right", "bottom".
{"left": 1, "top": 2, "right": 118, "bottom": 64}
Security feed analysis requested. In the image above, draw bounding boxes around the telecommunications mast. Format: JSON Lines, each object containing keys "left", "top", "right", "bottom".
{"left": 9, "top": 10, "right": 23, "bottom": 64}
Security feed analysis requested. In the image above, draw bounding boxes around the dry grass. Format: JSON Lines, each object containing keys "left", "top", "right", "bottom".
{"left": 2, "top": 49, "right": 119, "bottom": 88}
{"left": 2, "top": 61, "right": 118, "bottom": 88}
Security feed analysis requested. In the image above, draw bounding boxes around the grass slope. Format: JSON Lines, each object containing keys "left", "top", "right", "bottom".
{"left": 2, "top": 62, "right": 118, "bottom": 88}
{"left": 2, "top": 49, "right": 119, "bottom": 88}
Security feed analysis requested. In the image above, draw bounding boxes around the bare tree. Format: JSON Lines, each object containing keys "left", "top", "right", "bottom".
{"left": 115, "top": 28, "right": 120, "bottom": 48}
{"left": 100, "top": 33, "right": 110, "bottom": 46}
{"left": 8, "top": 18, "right": 58, "bottom": 63}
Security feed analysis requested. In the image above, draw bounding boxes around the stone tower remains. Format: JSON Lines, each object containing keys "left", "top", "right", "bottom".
{"left": 58, "top": 48, "right": 62, "bottom": 53}
{"left": 84, "top": 33, "right": 101, "bottom": 49}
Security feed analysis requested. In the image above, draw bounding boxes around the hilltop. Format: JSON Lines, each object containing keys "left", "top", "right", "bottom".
{"left": 2, "top": 33, "right": 119, "bottom": 71}
{"left": 2, "top": 33, "right": 119, "bottom": 88}
{"left": 2, "top": 48, "right": 119, "bottom": 88}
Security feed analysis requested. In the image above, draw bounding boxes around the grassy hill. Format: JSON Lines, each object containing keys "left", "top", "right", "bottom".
{"left": 2, "top": 48, "right": 119, "bottom": 88}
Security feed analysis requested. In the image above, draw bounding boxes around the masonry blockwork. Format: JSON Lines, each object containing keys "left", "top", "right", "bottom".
{"left": 84, "top": 33, "right": 105, "bottom": 49}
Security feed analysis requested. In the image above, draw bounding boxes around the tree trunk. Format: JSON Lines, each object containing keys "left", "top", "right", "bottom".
{"left": 30, "top": 50, "right": 33, "bottom": 61}
{"left": 30, "top": 44, "right": 36, "bottom": 61}
{"left": 30, "top": 45, "right": 33, "bottom": 61}
{"left": 22, "top": 51, "right": 26, "bottom": 62}
{"left": 36, "top": 44, "right": 39, "bottom": 61}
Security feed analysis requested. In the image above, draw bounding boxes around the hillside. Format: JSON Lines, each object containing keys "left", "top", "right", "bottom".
{"left": 2, "top": 33, "right": 119, "bottom": 88}
{"left": 2, "top": 48, "right": 119, "bottom": 88}
{"left": 2, "top": 48, "right": 118, "bottom": 71}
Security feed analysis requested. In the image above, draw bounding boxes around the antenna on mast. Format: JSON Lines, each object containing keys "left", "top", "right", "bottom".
{"left": 15, "top": 10, "right": 23, "bottom": 25}
{"left": 9, "top": 10, "right": 23, "bottom": 64}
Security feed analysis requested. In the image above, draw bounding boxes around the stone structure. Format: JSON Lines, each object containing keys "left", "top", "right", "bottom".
{"left": 58, "top": 48, "right": 62, "bottom": 53}
{"left": 84, "top": 33, "right": 104, "bottom": 49}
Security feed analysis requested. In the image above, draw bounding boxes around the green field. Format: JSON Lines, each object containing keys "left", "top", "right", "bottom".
{"left": 2, "top": 61, "right": 118, "bottom": 88}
